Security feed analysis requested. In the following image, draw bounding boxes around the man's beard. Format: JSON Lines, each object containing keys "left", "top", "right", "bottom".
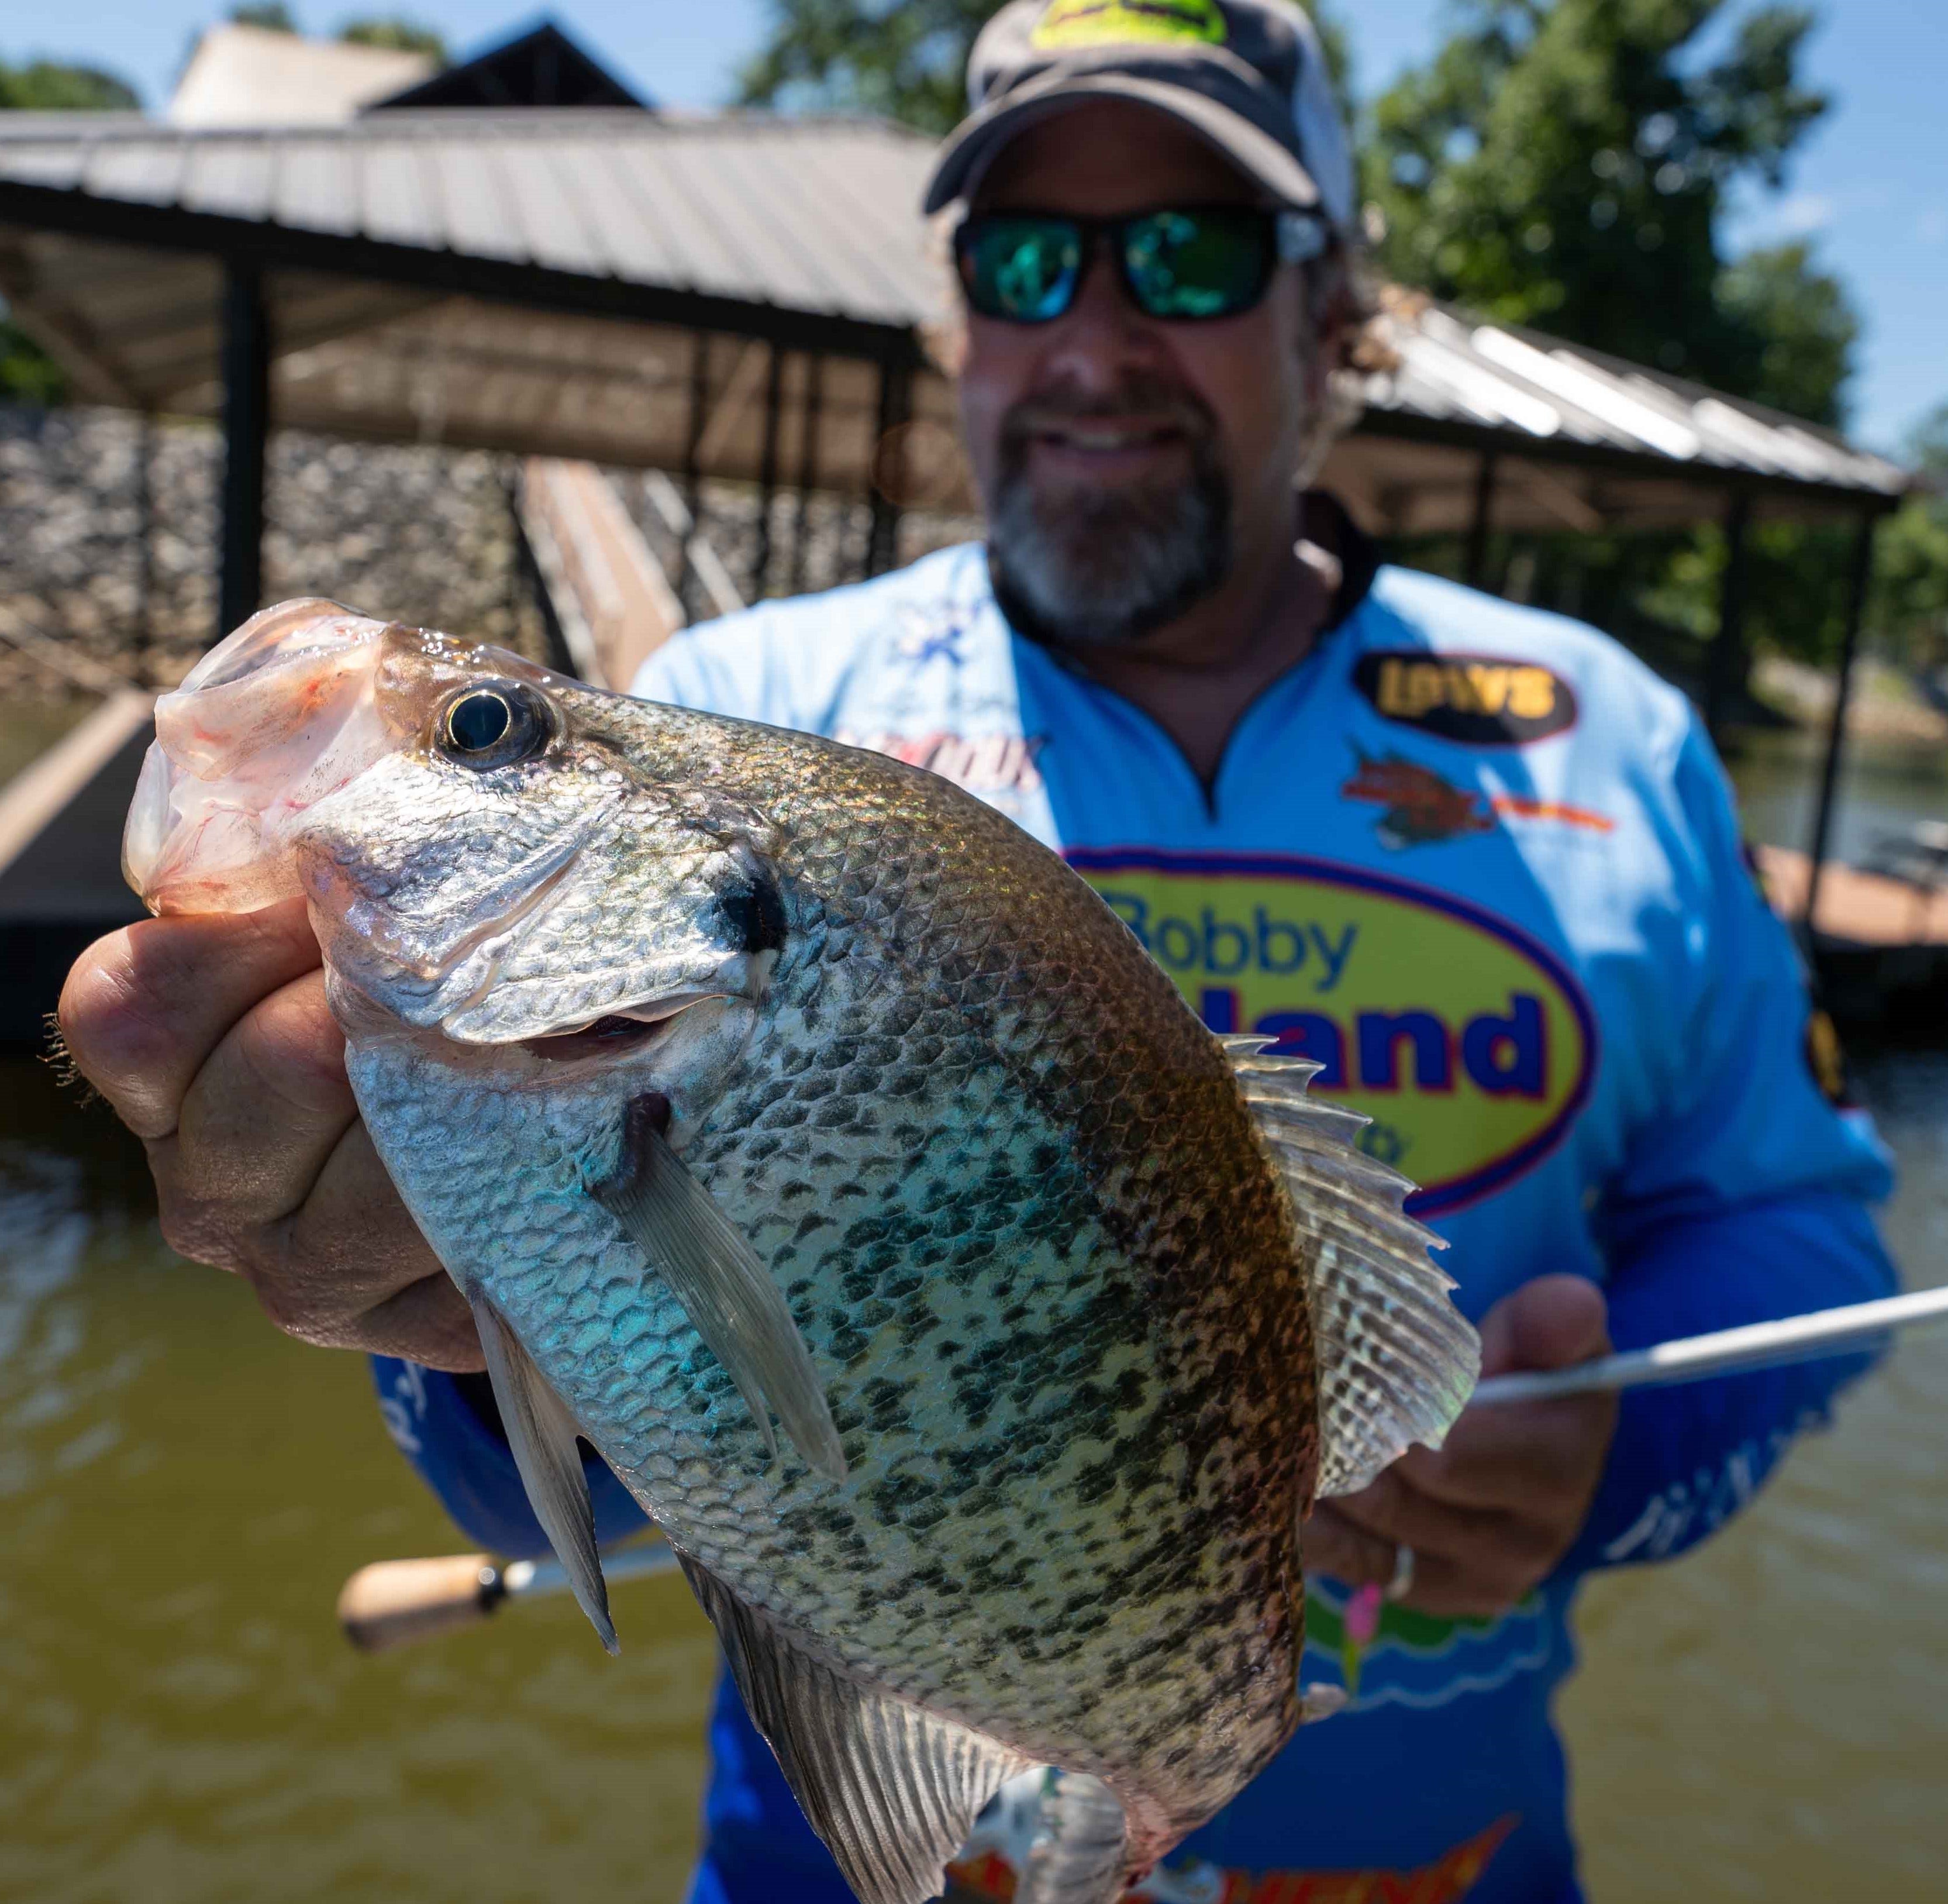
{"left": 985, "top": 385, "right": 1232, "bottom": 652}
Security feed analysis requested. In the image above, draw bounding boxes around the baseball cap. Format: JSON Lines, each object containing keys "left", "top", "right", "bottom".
{"left": 922, "top": 0, "right": 1356, "bottom": 234}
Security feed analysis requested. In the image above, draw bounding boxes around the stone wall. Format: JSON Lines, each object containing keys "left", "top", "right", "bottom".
{"left": 0, "top": 404, "right": 540, "bottom": 693}
{"left": 0, "top": 401, "right": 982, "bottom": 701}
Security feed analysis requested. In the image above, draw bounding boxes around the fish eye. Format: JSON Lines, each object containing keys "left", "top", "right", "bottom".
{"left": 436, "top": 682, "right": 553, "bottom": 770}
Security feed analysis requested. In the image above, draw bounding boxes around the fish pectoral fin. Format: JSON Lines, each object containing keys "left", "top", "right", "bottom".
{"left": 1218, "top": 1035, "right": 1482, "bottom": 1498}
{"left": 680, "top": 1556, "right": 1030, "bottom": 1904}
{"left": 468, "top": 1290, "right": 617, "bottom": 1654}
{"left": 1016, "top": 1771, "right": 1130, "bottom": 1904}
{"left": 589, "top": 1096, "right": 847, "bottom": 1481}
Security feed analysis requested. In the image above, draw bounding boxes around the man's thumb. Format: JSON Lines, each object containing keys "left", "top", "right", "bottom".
{"left": 1477, "top": 1273, "right": 1611, "bottom": 1379}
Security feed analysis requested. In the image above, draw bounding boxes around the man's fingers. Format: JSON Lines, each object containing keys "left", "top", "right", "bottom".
{"left": 164, "top": 968, "right": 354, "bottom": 1238}
{"left": 58, "top": 900, "right": 322, "bottom": 1140}
{"left": 1476, "top": 1272, "right": 1611, "bottom": 1379}
{"left": 1326, "top": 1468, "right": 1522, "bottom": 1565}
{"left": 1304, "top": 1504, "right": 1400, "bottom": 1588}
{"left": 261, "top": 1117, "right": 447, "bottom": 1324}
{"left": 354, "top": 1273, "right": 485, "bottom": 1372}
{"left": 1396, "top": 1394, "right": 1619, "bottom": 1509}
{"left": 1390, "top": 1550, "right": 1532, "bottom": 1622}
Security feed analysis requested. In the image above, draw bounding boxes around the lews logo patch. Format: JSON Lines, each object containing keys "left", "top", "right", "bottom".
{"left": 1356, "top": 650, "right": 1577, "bottom": 745}
{"left": 1070, "top": 850, "right": 1596, "bottom": 1216}
{"left": 1031, "top": 0, "right": 1228, "bottom": 52}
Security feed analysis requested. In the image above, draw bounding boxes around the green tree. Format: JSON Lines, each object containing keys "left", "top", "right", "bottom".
{"left": 737, "top": 0, "right": 997, "bottom": 134}
{"left": 1715, "top": 240, "right": 1856, "bottom": 428}
{"left": 230, "top": 4, "right": 300, "bottom": 30}
{"left": 1, "top": 57, "right": 143, "bottom": 404}
{"left": 0, "top": 59, "right": 139, "bottom": 110}
{"left": 1869, "top": 404, "right": 1948, "bottom": 669}
{"left": 736, "top": 0, "right": 1352, "bottom": 137}
{"left": 1367, "top": 0, "right": 1829, "bottom": 398}
{"left": 338, "top": 17, "right": 447, "bottom": 60}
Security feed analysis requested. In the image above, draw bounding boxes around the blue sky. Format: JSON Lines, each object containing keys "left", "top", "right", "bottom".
{"left": 11, "top": 2, "right": 1944, "bottom": 456}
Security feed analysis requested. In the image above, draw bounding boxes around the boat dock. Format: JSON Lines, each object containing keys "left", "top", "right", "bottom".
{"left": 1755, "top": 843, "right": 1948, "bottom": 1033}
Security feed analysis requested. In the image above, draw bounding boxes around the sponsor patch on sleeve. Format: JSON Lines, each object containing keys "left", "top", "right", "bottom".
{"left": 1355, "top": 651, "right": 1577, "bottom": 745}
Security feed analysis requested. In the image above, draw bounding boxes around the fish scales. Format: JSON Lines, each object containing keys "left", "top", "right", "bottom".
{"left": 353, "top": 693, "right": 1317, "bottom": 1819}
{"left": 125, "top": 604, "right": 1477, "bottom": 1899}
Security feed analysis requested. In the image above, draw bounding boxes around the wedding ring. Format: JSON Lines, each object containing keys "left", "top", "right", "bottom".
{"left": 1384, "top": 1543, "right": 1415, "bottom": 1602}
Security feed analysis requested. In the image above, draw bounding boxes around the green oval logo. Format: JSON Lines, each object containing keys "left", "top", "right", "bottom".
{"left": 1069, "top": 849, "right": 1597, "bottom": 1216}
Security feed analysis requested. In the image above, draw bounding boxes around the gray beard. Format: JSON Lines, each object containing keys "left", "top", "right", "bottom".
{"left": 986, "top": 452, "right": 1232, "bottom": 652}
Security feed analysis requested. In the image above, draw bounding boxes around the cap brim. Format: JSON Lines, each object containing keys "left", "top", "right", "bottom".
{"left": 922, "top": 72, "right": 1323, "bottom": 216}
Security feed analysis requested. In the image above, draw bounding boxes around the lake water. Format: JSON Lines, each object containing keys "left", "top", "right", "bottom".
{"left": 0, "top": 727, "right": 1943, "bottom": 1902}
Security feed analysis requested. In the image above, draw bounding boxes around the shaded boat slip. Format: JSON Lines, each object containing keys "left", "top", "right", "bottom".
{"left": 1754, "top": 842, "right": 1948, "bottom": 1034}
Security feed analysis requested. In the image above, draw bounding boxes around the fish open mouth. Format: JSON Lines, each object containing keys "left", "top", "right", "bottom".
{"left": 516, "top": 992, "right": 722, "bottom": 1062}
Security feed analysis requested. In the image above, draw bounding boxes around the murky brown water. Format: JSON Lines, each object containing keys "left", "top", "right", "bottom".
{"left": 4, "top": 1052, "right": 1942, "bottom": 1903}
{"left": 1, "top": 720, "right": 1943, "bottom": 1901}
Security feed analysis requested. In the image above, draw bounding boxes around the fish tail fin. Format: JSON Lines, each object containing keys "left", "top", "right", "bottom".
{"left": 1016, "top": 1771, "right": 1130, "bottom": 1904}
{"left": 1219, "top": 1035, "right": 1481, "bottom": 1497}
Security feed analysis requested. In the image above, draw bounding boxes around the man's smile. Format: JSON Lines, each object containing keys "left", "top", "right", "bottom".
{"left": 1020, "top": 412, "right": 1200, "bottom": 481}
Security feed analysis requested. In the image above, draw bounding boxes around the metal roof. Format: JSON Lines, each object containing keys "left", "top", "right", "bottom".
{"left": 0, "top": 109, "right": 1911, "bottom": 524}
{"left": 0, "top": 111, "right": 938, "bottom": 344}
{"left": 1359, "top": 298, "right": 1906, "bottom": 507}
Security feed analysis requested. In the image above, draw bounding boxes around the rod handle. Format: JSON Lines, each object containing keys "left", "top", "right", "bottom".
{"left": 337, "top": 1553, "right": 501, "bottom": 1653}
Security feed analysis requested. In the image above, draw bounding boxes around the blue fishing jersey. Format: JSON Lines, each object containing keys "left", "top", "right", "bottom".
{"left": 374, "top": 515, "right": 1895, "bottom": 1904}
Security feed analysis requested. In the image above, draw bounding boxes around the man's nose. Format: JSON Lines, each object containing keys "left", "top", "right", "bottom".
{"left": 1037, "top": 236, "right": 1173, "bottom": 391}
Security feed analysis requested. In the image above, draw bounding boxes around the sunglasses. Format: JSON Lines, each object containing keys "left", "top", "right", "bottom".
{"left": 953, "top": 205, "right": 1329, "bottom": 325}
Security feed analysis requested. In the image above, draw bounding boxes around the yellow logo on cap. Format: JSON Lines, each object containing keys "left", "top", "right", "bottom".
{"left": 1031, "top": 0, "right": 1229, "bottom": 52}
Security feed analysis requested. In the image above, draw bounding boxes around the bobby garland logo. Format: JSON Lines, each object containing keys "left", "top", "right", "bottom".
{"left": 1070, "top": 850, "right": 1596, "bottom": 1216}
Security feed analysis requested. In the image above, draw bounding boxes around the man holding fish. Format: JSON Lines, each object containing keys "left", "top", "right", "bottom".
{"left": 60, "top": 3, "right": 1895, "bottom": 1900}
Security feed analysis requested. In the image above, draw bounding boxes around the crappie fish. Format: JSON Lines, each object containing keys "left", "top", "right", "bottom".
{"left": 125, "top": 601, "right": 1478, "bottom": 1904}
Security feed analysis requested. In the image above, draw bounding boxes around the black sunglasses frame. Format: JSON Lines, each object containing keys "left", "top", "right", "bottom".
{"left": 952, "top": 204, "right": 1329, "bottom": 326}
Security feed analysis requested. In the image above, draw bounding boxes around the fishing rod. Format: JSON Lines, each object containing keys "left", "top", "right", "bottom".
{"left": 337, "top": 1287, "right": 1948, "bottom": 1650}
{"left": 337, "top": 1538, "right": 680, "bottom": 1652}
{"left": 1470, "top": 1283, "right": 1948, "bottom": 1405}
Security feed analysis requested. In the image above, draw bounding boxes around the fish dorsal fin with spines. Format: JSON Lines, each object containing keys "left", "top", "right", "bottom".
{"left": 680, "top": 1557, "right": 1031, "bottom": 1904}
{"left": 1218, "top": 1035, "right": 1481, "bottom": 1497}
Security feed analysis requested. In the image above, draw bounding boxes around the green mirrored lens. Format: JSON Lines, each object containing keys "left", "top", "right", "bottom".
{"left": 961, "top": 219, "right": 1082, "bottom": 322}
{"left": 1122, "top": 210, "right": 1272, "bottom": 318}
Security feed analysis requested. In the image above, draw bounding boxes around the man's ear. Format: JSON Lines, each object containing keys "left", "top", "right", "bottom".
{"left": 1302, "top": 257, "right": 1358, "bottom": 394}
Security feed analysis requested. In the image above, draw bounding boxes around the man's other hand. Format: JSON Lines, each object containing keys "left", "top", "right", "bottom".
{"left": 57, "top": 900, "right": 484, "bottom": 1371}
{"left": 1306, "top": 1275, "right": 1617, "bottom": 1619}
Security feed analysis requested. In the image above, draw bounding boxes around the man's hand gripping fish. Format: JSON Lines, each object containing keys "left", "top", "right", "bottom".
{"left": 125, "top": 601, "right": 1480, "bottom": 1903}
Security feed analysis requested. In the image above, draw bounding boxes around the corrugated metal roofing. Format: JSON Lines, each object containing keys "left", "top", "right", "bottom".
{"left": 0, "top": 111, "right": 941, "bottom": 332}
{"left": 1368, "top": 299, "right": 1906, "bottom": 499}
{"left": 0, "top": 109, "right": 1912, "bottom": 511}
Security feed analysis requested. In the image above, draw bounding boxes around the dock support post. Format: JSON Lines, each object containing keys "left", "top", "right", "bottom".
{"left": 1705, "top": 491, "right": 1751, "bottom": 747}
{"left": 1803, "top": 509, "right": 1881, "bottom": 938}
{"left": 751, "top": 342, "right": 785, "bottom": 600}
{"left": 864, "top": 354, "right": 911, "bottom": 579}
{"left": 676, "top": 332, "right": 711, "bottom": 617}
{"left": 789, "top": 353, "right": 824, "bottom": 597}
{"left": 218, "top": 259, "right": 270, "bottom": 642}
{"left": 1463, "top": 450, "right": 1498, "bottom": 593}
{"left": 133, "top": 411, "right": 155, "bottom": 684}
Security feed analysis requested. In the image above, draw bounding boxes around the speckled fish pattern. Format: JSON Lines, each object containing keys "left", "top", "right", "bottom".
{"left": 339, "top": 680, "right": 1320, "bottom": 1867}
